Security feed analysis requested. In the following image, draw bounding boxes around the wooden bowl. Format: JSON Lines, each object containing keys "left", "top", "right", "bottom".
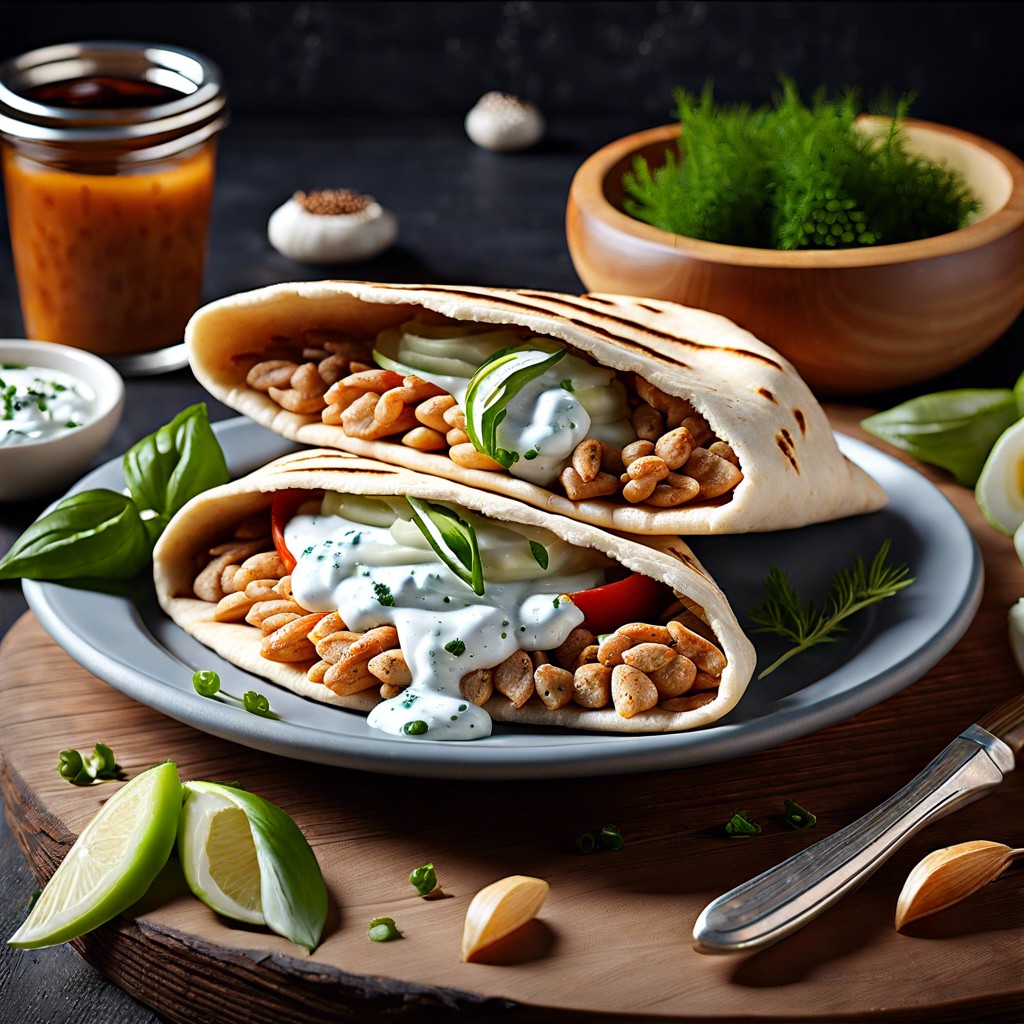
{"left": 566, "top": 118, "right": 1024, "bottom": 395}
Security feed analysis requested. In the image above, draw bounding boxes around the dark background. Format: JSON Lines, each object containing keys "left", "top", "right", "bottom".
{"left": 2, "top": 1, "right": 1022, "bottom": 131}
{"left": 1, "top": 4, "right": 1022, "bottom": 1023}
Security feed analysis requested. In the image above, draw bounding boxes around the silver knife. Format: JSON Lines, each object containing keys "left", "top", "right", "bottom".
{"left": 693, "top": 692, "right": 1024, "bottom": 953}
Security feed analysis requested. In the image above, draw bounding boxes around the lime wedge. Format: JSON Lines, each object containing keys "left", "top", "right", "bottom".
{"left": 975, "top": 417, "right": 1024, "bottom": 535}
{"left": 177, "top": 781, "right": 328, "bottom": 951}
{"left": 8, "top": 761, "right": 182, "bottom": 949}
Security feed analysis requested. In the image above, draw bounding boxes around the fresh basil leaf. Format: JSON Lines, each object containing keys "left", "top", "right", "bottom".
{"left": 0, "top": 489, "right": 151, "bottom": 581}
{"left": 123, "top": 403, "right": 228, "bottom": 519}
{"left": 406, "top": 497, "right": 484, "bottom": 595}
{"left": 861, "top": 389, "right": 1018, "bottom": 486}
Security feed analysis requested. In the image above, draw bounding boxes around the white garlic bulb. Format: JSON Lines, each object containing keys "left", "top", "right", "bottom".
{"left": 267, "top": 188, "right": 398, "bottom": 263}
{"left": 465, "top": 92, "right": 545, "bottom": 152}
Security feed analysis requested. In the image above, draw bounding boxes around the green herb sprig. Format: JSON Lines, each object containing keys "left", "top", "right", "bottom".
{"left": 623, "top": 78, "right": 979, "bottom": 250}
{"left": 0, "top": 404, "right": 229, "bottom": 584}
{"left": 56, "top": 743, "right": 126, "bottom": 786}
{"left": 192, "top": 670, "right": 278, "bottom": 719}
{"left": 748, "top": 539, "right": 914, "bottom": 679}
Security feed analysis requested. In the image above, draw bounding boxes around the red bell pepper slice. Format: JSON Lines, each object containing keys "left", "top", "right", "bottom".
{"left": 270, "top": 489, "right": 308, "bottom": 573}
{"left": 568, "top": 572, "right": 669, "bottom": 636}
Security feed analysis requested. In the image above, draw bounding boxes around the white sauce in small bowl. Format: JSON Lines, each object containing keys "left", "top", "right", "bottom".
{"left": 0, "top": 364, "right": 97, "bottom": 446}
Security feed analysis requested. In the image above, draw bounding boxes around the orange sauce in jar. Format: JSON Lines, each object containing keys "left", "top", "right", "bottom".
{"left": 3, "top": 139, "right": 215, "bottom": 355}
{"left": 0, "top": 52, "right": 227, "bottom": 361}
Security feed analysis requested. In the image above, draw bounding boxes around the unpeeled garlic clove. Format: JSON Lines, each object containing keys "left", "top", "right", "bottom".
{"left": 465, "top": 92, "right": 545, "bottom": 151}
{"left": 460, "top": 874, "right": 549, "bottom": 961}
{"left": 267, "top": 188, "right": 397, "bottom": 264}
{"left": 894, "top": 840, "right": 1022, "bottom": 931}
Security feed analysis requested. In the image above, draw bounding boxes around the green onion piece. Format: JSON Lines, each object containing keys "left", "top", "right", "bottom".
{"left": 598, "top": 824, "right": 624, "bottom": 851}
{"left": 409, "top": 863, "right": 438, "bottom": 896}
{"left": 576, "top": 832, "right": 597, "bottom": 854}
{"left": 783, "top": 799, "right": 817, "bottom": 830}
{"left": 724, "top": 811, "right": 761, "bottom": 837}
{"left": 403, "top": 720, "right": 429, "bottom": 736}
{"left": 243, "top": 691, "right": 278, "bottom": 719}
{"left": 192, "top": 670, "right": 221, "bottom": 697}
{"left": 56, "top": 743, "right": 125, "bottom": 786}
{"left": 56, "top": 749, "right": 88, "bottom": 784}
{"left": 530, "top": 541, "right": 549, "bottom": 570}
{"left": 406, "top": 497, "right": 484, "bottom": 595}
{"left": 368, "top": 917, "right": 402, "bottom": 942}
{"left": 444, "top": 639, "right": 466, "bottom": 657}
{"left": 464, "top": 346, "right": 567, "bottom": 468}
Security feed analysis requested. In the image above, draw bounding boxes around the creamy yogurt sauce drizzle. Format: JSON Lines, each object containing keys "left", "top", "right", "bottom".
{"left": 0, "top": 364, "right": 96, "bottom": 446}
{"left": 285, "top": 494, "right": 608, "bottom": 740}
{"left": 374, "top": 321, "right": 634, "bottom": 486}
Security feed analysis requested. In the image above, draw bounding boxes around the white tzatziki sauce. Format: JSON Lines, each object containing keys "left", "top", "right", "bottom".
{"left": 285, "top": 496, "right": 608, "bottom": 740}
{"left": 488, "top": 351, "right": 635, "bottom": 486}
{"left": 0, "top": 365, "right": 96, "bottom": 446}
{"left": 378, "top": 325, "right": 636, "bottom": 487}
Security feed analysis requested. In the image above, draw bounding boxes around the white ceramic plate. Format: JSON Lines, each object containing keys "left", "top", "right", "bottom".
{"left": 24, "top": 418, "right": 982, "bottom": 780}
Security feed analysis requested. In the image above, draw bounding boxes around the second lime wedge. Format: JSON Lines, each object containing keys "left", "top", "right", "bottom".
{"left": 177, "top": 781, "right": 328, "bottom": 951}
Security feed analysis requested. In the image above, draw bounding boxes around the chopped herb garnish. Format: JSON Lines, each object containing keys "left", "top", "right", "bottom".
{"left": 783, "top": 799, "right": 817, "bottom": 830}
{"left": 576, "top": 824, "right": 624, "bottom": 853}
{"left": 560, "top": 378, "right": 574, "bottom": 392}
{"left": 403, "top": 720, "right": 429, "bottom": 736}
{"left": 406, "top": 496, "right": 484, "bottom": 595}
{"left": 530, "top": 540, "right": 549, "bottom": 570}
{"left": 56, "top": 743, "right": 126, "bottom": 786}
{"left": 409, "top": 862, "right": 443, "bottom": 897}
{"left": 373, "top": 581, "right": 395, "bottom": 606}
{"left": 444, "top": 639, "right": 466, "bottom": 657}
{"left": 192, "top": 670, "right": 278, "bottom": 718}
{"left": 748, "top": 539, "right": 914, "bottom": 678}
{"left": 724, "top": 810, "right": 761, "bottom": 837}
{"left": 368, "top": 917, "right": 402, "bottom": 942}
{"left": 192, "top": 669, "right": 221, "bottom": 697}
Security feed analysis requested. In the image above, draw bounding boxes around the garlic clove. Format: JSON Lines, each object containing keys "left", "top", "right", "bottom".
{"left": 267, "top": 188, "right": 397, "bottom": 264}
{"left": 894, "top": 840, "right": 1023, "bottom": 931}
{"left": 460, "top": 874, "right": 549, "bottom": 961}
{"left": 465, "top": 92, "right": 545, "bottom": 152}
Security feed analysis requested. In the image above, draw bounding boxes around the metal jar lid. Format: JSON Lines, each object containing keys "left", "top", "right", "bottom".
{"left": 0, "top": 41, "right": 228, "bottom": 161}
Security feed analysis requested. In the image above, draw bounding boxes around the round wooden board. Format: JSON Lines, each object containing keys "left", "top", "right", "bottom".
{"left": 2, "top": 410, "right": 1023, "bottom": 1023}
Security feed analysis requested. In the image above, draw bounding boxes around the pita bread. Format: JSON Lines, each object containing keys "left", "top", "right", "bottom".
{"left": 153, "top": 448, "right": 757, "bottom": 735}
{"left": 185, "top": 281, "right": 887, "bottom": 535}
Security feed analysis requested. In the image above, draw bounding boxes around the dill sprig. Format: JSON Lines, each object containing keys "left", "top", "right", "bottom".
{"left": 622, "top": 78, "right": 980, "bottom": 250}
{"left": 748, "top": 539, "right": 914, "bottom": 679}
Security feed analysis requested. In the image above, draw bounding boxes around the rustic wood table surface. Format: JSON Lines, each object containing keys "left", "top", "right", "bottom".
{"left": 2, "top": 115, "right": 1023, "bottom": 1023}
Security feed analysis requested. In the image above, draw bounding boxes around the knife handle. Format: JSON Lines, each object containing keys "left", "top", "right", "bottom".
{"left": 693, "top": 726, "right": 1015, "bottom": 954}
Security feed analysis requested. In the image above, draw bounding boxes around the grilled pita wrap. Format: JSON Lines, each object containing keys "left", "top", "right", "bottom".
{"left": 153, "top": 448, "right": 756, "bottom": 737}
{"left": 184, "top": 281, "right": 886, "bottom": 535}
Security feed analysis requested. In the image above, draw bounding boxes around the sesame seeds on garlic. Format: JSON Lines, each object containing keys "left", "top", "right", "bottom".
{"left": 465, "top": 92, "right": 545, "bottom": 152}
{"left": 267, "top": 188, "right": 398, "bottom": 264}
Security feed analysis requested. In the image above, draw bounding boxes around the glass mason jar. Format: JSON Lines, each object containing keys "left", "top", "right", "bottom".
{"left": 0, "top": 42, "right": 228, "bottom": 372}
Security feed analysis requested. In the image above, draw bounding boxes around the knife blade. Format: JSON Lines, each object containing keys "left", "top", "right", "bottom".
{"left": 693, "top": 691, "right": 1024, "bottom": 954}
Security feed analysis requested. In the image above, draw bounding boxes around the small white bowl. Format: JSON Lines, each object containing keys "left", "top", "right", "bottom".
{"left": 0, "top": 340, "right": 124, "bottom": 502}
